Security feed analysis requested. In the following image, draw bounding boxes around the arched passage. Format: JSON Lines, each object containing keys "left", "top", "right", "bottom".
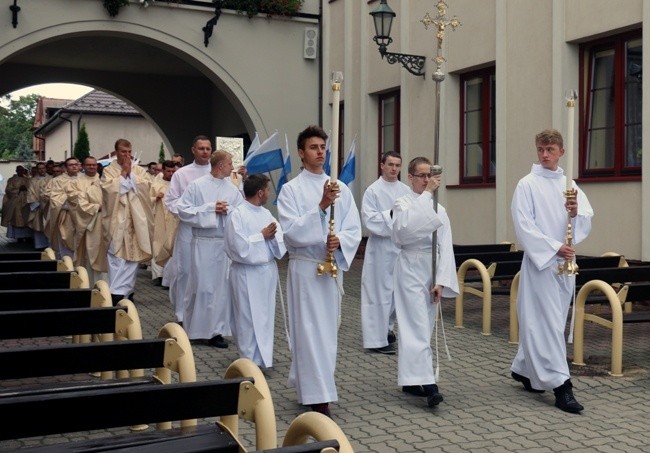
{"left": 0, "top": 1, "right": 320, "bottom": 159}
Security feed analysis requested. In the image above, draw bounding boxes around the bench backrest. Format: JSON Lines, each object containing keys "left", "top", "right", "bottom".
{"left": 0, "top": 338, "right": 174, "bottom": 380}
{"left": 575, "top": 255, "right": 624, "bottom": 269}
{"left": 0, "top": 288, "right": 95, "bottom": 311}
{"left": 0, "top": 306, "right": 129, "bottom": 340}
{"left": 0, "top": 260, "right": 58, "bottom": 273}
{"left": 0, "top": 379, "right": 247, "bottom": 440}
{"left": 0, "top": 271, "right": 72, "bottom": 289}
{"left": 576, "top": 266, "right": 650, "bottom": 286}
{"left": 0, "top": 251, "right": 46, "bottom": 261}
{"left": 453, "top": 243, "right": 513, "bottom": 254}
{"left": 455, "top": 251, "right": 524, "bottom": 267}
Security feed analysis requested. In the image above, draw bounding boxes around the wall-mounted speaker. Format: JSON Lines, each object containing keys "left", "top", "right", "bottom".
{"left": 303, "top": 27, "right": 318, "bottom": 60}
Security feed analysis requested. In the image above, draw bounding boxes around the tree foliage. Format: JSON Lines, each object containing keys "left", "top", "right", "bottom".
{"left": 158, "top": 142, "right": 166, "bottom": 163}
{"left": 0, "top": 94, "right": 38, "bottom": 160}
{"left": 74, "top": 123, "right": 91, "bottom": 161}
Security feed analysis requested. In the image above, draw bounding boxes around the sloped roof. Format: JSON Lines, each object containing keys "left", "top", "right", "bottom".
{"left": 61, "top": 90, "right": 140, "bottom": 115}
{"left": 33, "top": 90, "right": 143, "bottom": 136}
{"left": 33, "top": 97, "right": 73, "bottom": 128}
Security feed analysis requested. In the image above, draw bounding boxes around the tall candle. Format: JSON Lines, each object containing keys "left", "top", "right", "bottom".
{"left": 565, "top": 89, "right": 577, "bottom": 191}
{"left": 330, "top": 71, "right": 343, "bottom": 181}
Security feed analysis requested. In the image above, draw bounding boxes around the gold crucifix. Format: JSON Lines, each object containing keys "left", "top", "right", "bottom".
{"left": 421, "top": 1, "right": 461, "bottom": 72}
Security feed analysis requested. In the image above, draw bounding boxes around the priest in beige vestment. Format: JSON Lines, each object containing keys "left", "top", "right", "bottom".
{"left": 1, "top": 165, "right": 32, "bottom": 241}
{"left": 44, "top": 157, "right": 80, "bottom": 258}
{"left": 68, "top": 156, "right": 108, "bottom": 285}
{"left": 150, "top": 160, "right": 179, "bottom": 285}
{"left": 101, "top": 139, "right": 154, "bottom": 305}
{"left": 26, "top": 162, "right": 51, "bottom": 250}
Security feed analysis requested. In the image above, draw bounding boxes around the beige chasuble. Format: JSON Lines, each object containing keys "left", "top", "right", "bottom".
{"left": 150, "top": 178, "right": 178, "bottom": 266}
{"left": 68, "top": 173, "right": 108, "bottom": 272}
{"left": 100, "top": 161, "right": 154, "bottom": 263}
{"left": 44, "top": 173, "right": 77, "bottom": 252}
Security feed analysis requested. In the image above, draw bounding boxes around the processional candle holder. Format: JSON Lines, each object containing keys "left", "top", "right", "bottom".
{"left": 558, "top": 89, "right": 579, "bottom": 276}
{"left": 317, "top": 71, "right": 343, "bottom": 278}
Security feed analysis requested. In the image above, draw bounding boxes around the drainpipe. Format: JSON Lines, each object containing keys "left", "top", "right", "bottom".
{"left": 59, "top": 114, "right": 73, "bottom": 159}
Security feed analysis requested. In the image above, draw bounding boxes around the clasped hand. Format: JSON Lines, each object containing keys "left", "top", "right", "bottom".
{"left": 262, "top": 221, "right": 277, "bottom": 239}
{"left": 319, "top": 180, "right": 340, "bottom": 211}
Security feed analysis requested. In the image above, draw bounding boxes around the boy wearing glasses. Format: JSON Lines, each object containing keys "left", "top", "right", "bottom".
{"left": 391, "top": 156, "right": 458, "bottom": 409}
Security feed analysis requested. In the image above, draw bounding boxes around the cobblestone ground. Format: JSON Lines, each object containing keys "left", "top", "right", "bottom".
{"left": 1, "top": 231, "right": 649, "bottom": 452}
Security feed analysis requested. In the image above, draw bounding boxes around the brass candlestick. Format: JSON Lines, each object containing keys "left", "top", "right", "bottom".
{"left": 558, "top": 188, "right": 578, "bottom": 275}
{"left": 316, "top": 196, "right": 338, "bottom": 278}
{"left": 317, "top": 72, "right": 343, "bottom": 278}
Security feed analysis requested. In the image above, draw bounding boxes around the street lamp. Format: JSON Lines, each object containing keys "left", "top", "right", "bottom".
{"left": 370, "top": 0, "right": 426, "bottom": 77}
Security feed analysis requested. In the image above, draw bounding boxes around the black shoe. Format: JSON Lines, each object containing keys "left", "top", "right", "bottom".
{"left": 511, "top": 372, "right": 545, "bottom": 393}
{"left": 423, "top": 384, "right": 444, "bottom": 407}
{"left": 153, "top": 277, "right": 162, "bottom": 287}
{"left": 110, "top": 294, "right": 125, "bottom": 306}
{"left": 177, "top": 321, "right": 183, "bottom": 328}
{"left": 369, "top": 344, "right": 395, "bottom": 355}
{"left": 553, "top": 380, "right": 584, "bottom": 413}
{"left": 309, "top": 403, "right": 331, "bottom": 418}
{"left": 208, "top": 335, "right": 228, "bottom": 348}
{"left": 402, "top": 385, "right": 427, "bottom": 397}
{"left": 189, "top": 338, "right": 208, "bottom": 345}
{"left": 387, "top": 330, "right": 397, "bottom": 344}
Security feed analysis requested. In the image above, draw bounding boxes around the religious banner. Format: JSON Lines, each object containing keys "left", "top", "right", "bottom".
{"left": 216, "top": 136, "right": 244, "bottom": 186}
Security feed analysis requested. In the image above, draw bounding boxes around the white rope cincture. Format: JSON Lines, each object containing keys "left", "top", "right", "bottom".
{"left": 433, "top": 299, "right": 452, "bottom": 382}
{"left": 276, "top": 272, "right": 291, "bottom": 352}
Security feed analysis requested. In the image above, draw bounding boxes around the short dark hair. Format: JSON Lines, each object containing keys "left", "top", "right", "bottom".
{"left": 192, "top": 135, "right": 211, "bottom": 147}
{"left": 297, "top": 125, "right": 327, "bottom": 151}
{"left": 162, "top": 160, "right": 176, "bottom": 169}
{"left": 147, "top": 161, "right": 157, "bottom": 169}
{"left": 64, "top": 156, "right": 80, "bottom": 166}
{"left": 382, "top": 151, "right": 402, "bottom": 164}
{"left": 243, "top": 173, "right": 270, "bottom": 198}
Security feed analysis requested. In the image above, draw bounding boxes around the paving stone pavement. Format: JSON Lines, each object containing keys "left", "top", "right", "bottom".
{"left": 1, "top": 233, "right": 649, "bottom": 452}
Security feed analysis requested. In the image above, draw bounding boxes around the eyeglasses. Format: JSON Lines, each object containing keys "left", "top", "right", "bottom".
{"left": 410, "top": 173, "right": 433, "bottom": 179}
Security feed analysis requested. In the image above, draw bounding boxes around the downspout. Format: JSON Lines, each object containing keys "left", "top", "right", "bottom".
{"left": 59, "top": 114, "right": 73, "bottom": 159}
{"left": 318, "top": 0, "right": 323, "bottom": 126}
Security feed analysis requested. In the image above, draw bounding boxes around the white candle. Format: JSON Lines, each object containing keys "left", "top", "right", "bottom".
{"left": 330, "top": 71, "right": 343, "bottom": 181}
{"left": 565, "top": 89, "right": 577, "bottom": 191}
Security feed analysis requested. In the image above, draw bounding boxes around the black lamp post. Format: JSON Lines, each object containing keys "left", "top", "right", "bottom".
{"left": 370, "top": 0, "right": 426, "bottom": 77}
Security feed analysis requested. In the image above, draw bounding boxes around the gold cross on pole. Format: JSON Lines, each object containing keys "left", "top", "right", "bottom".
{"left": 421, "top": 1, "right": 461, "bottom": 74}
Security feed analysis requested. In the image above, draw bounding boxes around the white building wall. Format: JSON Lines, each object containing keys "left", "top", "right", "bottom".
{"left": 327, "top": 0, "right": 646, "bottom": 260}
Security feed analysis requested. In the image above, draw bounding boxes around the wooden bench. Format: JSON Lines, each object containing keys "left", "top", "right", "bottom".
{"left": 508, "top": 256, "right": 632, "bottom": 343}
{"left": 0, "top": 305, "right": 134, "bottom": 340}
{"left": 456, "top": 254, "right": 625, "bottom": 337}
{"left": 570, "top": 268, "right": 650, "bottom": 376}
{"left": 0, "top": 248, "right": 55, "bottom": 261}
{"left": 0, "top": 286, "right": 109, "bottom": 312}
{"left": 0, "top": 268, "right": 89, "bottom": 290}
{"left": 454, "top": 250, "right": 527, "bottom": 336}
{"left": 2, "top": 357, "right": 353, "bottom": 453}
{"left": 453, "top": 243, "right": 514, "bottom": 254}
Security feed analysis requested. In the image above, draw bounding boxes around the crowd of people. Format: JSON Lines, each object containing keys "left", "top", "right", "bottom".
{"left": 0, "top": 126, "right": 592, "bottom": 418}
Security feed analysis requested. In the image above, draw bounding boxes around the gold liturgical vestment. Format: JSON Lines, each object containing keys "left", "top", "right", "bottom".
{"left": 150, "top": 178, "right": 178, "bottom": 266}
{"left": 68, "top": 173, "right": 108, "bottom": 272}
{"left": 26, "top": 175, "right": 51, "bottom": 232}
{"left": 100, "top": 161, "right": 154, "bottom": 263}
{"left": 44, "top": 173, "right": 77, "bottom": 252}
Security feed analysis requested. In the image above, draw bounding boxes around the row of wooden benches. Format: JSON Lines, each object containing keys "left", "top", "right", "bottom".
{"left": 452, "top": 243, "right": 650, "bottom": 376}
{"left": 0, "top": 251, "right": 352, "bottom": 452}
